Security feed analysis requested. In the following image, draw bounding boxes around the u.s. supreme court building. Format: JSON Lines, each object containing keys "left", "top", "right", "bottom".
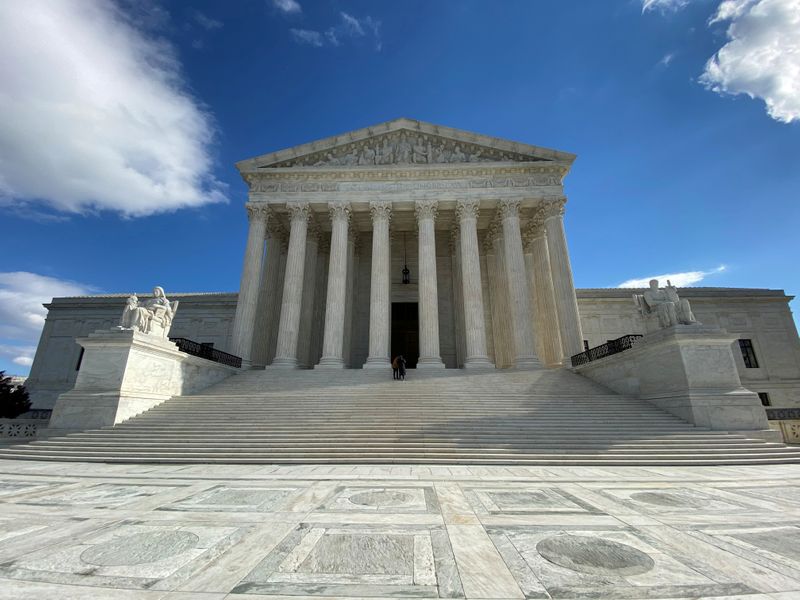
{"left": 18, "top": 119, "right": 800, "bottom": 457}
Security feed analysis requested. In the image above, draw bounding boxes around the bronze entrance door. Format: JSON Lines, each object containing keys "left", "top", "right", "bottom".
{"left": 391, "top": 302, "right": 419, "bottom": 368}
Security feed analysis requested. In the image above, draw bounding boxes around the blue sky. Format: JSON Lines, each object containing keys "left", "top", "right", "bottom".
{"left": 1, "top": 0, "right": 798, "bottom": 374}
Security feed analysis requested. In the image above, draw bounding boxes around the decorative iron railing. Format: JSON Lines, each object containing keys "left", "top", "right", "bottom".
{"left": 169, "top": 338, "right": 242, "bottom": 368}
{"left": 766, "top": 407, "right": 800, "bottom": 421}
{"left": 570, "top": 334, "right": 643, "bottom": 367}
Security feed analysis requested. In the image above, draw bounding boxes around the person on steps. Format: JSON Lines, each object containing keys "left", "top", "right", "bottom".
{"left": 398, "top": 355, "right": 407, "bottom": 381}
{"left": 391, "top": 355, "right": 400, "bottom": 380}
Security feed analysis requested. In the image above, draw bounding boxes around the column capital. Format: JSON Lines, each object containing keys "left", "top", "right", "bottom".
{"left": 414, "top": 199, "right": 438, "bottom": 222}
{"left": 482, "top": 220, "right": 502, "bottom": 253}
{"left": 455, "top": 199, "right": 480, "bottom": 221}
{"left": 245, "top": 202, "right": 271, "bottom": 223}
{"left": 541, "top": 196, "right": 567, "bottom": 220}
{"left": 286, "top": 202, "right": 310, "bottom": 223}
{"left": 328, "top": 201, "right": 352, "bottom": 223}
{"left": 497, "top": 198, "right": 521, "bottom": 220}
{"left": 369, "top": 200, "right": 392, "bottom": 222}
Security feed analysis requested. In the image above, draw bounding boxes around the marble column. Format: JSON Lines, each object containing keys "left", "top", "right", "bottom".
{"left": 364, "top": 201, "right": 392, "bottom": 368}
{"left": 456, "top": 199, "right": 493, "bottom": 368}
{"left": 230, "top": 202, "right": 270, "bottom": 367}
{"left": 524, "top": 209, "right": 563, "bottom": 366}
{"left": 296, "top": 224, "right": 320, "bottom": 368}
{"left": 499, "top": 200, "right": 541, "bottom": 369}
{"left": 318, "top": 202, "right": 351, "bottom": 368}
{"left": 342, "top": 229, "right": 358, "bottom": 367}
{"left": 415, "top": 200, "right": 445, "bottom": 368}
{"left": 266, "top": 248, "right": 287, "bottom": 364}
{"left": 273, "top": 203, "right": 310, "bottom": 368}
{"left": 250, "top": 225, "right": 284, "bottom": 368}
{"left": 543, "top": 198, "right": 585, "bottom": 361}
{"left": 450, "top": 228, "right": 466, "bottom": 368}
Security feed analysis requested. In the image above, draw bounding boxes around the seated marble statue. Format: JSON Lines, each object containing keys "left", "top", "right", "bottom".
{"left": 118, "top": 287, "right": 179, "bottom": 338}
{"left": 633, "top": 279, "right": 697, "bottom": 329}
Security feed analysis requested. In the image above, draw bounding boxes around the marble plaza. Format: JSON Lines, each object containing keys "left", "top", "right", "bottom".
{"left": 0, "top": 459, "right": 799, "bottom": 599}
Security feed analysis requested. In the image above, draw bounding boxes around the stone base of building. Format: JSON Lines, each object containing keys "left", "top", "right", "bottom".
{"left": 573, "top": 324, "right": 779, "bottom": 440}
{"left": 47, "top": 329, "right": 237, "bottom": 435}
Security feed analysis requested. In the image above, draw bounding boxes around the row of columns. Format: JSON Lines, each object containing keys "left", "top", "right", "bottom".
{"left": 229, "top": 198, "right": 583, "bottom": 369}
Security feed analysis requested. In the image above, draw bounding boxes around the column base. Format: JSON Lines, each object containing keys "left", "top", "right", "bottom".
{"left": 270, "top": 357, "right": 299, "bottom": 368}
{"left": 417, "top": 357, "right": 445, "bottom": 369}
{"left": 513, "top": 356, "right": 543, "bottom": 370}
{"left": 463, "top": 356, "right": 495, "bottom": 369}
{"left": 315, "top": 357, "right": 345, "bottom": 369}
{"left": 363, "top": 357, "right": 390, "bottom": 369}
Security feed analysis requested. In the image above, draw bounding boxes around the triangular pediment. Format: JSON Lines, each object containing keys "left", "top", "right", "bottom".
{"left": 236, "top": 118, "right": 575, "bottom": 171}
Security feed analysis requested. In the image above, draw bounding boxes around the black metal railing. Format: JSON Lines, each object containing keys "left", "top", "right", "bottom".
{"left": 571, "top": 334, "right": 643, "bottom": 367}
{"left": 18, "top": 409, "right": 52, "bottom": 420}
{"left": 170, "top": 338, "right": 242, "bottom": 368}
{"left": 766, "top": 407, "right": 800, "bottom": 421}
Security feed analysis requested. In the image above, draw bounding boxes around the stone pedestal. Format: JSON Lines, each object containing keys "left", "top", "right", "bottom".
{"left": 573, "top": 325, "right": 777, "bottom": 438}
{"left": 48, "top": 329, "right": 236, "bottom": 434}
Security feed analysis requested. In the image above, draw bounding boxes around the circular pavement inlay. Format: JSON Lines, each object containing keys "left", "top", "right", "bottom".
{"left": 348, "top": 490, "right": 414, "bottom": 508}
{"left": 536, "top": 534, "right": 655, "bottom": 576}
{"left": 630, "top": 491, "right": 705, "bottom": 508}
{"left": 81, "top": 530, "right": 200, "bottom": 566}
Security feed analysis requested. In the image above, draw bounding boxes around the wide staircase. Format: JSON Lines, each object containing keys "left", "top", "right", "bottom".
{"left": 3, "top": 368, "right": 799, "bottom": 465}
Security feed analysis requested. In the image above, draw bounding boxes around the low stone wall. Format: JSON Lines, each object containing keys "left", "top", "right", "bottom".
{"left": 573, "top": 325, "right": 778, "bottom": 440}
{"left": 48, "top": 329, "right": 237, "bottom": 434}
{"left": 0, "top": 419, "right": 43, "bottom": 440}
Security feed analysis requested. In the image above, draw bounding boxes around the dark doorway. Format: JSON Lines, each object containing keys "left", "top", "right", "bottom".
{"left": 391, "top": 302, "right": 419, "bottom": 369}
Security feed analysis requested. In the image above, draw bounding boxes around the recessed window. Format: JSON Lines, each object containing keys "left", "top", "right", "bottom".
{"left": 738, "top": 339, "right": 759, "bottom": 368}
{"left": 583, "top": 340, "right": 590, "bottom": 352}
{"left": 75, "top": 347, "right": 84, "bottom": 371}
{"left": 757, "top": 392, "right": 770, "bottom": 407}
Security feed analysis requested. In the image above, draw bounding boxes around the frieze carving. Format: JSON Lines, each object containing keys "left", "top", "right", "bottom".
{"left": 456, "top": 199, "right": 480, "bottom": 221}
{"left": 369, "top": 201, "right": 392, "bottom": 222}
{"left": 414, "top": 199, "right": 438, "bottom": 221}
{"left": 268, "top": 131, "right": 547, "bottom": 168}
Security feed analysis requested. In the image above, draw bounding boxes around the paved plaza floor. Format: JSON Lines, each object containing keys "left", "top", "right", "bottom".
{"left": 0, "top": 460, "right": 798, "bottom": 599}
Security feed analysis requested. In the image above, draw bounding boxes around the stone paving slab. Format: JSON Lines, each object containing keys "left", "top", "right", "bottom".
{"left": 0, "top": 459, "right": 797, "bottom": 599}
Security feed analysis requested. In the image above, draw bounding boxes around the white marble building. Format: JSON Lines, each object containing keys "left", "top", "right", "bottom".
{"left": 22, "top": 119, "right": 800, "bottom": 409}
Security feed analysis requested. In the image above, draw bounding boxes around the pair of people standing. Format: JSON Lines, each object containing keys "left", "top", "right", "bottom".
{"left": 392, "top": 355, "right": 407, "bottom": 380}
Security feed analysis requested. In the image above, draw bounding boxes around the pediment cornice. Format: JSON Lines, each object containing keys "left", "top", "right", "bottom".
{"left": 236, "top": 118, "right": 576, "bottom": 172}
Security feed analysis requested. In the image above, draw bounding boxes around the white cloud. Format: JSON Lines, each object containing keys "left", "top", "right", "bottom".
{"left": 273, "top": 0, "right": 301, "bottom": 14}
{"left": 290, "top": 28, "right": 323, "bottom": 46}
{"left": 700, "top": 0, "right": 800, "bottom": 123}
{"left": 618, "top": 265, "right": 727, "bottom": 288}
{"left": 641, "top": 0, "right": 691, "bottom": 13}
{"left": 291, "top": 13, "right": 382, "bottom": 51}
{"left": 0, "top": 0, "right": 227, "bottom": 217}
{"left": 0, "top": 272, "right": 95, "bottom": 374}
{"left": 193, "top": 11, "right": 222, "bottom": 30}
{"left": 659, "top": 52, "right": 676, "bottom": 67}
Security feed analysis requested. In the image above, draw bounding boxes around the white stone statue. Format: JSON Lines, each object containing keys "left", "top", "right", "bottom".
{"left": 118, "top": 287, "right": 179, "bottom": 338}
{"left": 633, "top": 279, "right": 698, "bottom": 329}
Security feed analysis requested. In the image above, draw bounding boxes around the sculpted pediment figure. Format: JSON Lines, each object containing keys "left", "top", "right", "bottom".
{"left": 236, "top": 118, "right": 576, "bottom": 171}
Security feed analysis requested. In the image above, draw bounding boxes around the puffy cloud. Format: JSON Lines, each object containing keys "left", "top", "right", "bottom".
{"left": 700, "top": 0, "right": 800, "bottom": 123}
{"left": 273, "top": 0, "right": 301, "bottom": 14}
{"left": 290, "top": 28, "right": 323, "bottom": 46}
{"left": 0, "top": 272, "right": 95, "bottom": 374}
{"left": 617, "top": 265, "right": 727, "bottom": 288}
{"left": 0, "top": 0, "right": 227, "bottom": 217}
{"left": 641, "top": 0, "right": 691, "bottom": 13}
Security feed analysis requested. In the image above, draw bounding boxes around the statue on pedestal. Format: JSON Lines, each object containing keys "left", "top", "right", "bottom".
{"left": 119, "top": 287, "right": 179, "bottom": 339}
{"left": 633, "top": 279, "right": 697, "bottom": 329}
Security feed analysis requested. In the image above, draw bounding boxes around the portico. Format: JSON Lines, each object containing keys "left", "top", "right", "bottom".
{"left": 231, "top": 118, "right": 585, "bottom": 369}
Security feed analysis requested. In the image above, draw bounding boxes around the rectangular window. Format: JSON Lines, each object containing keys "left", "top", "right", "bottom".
{"left": 583, "top": 340, "right": 590, "bottom": 352}
{"left": 75, "top": 347, "right": 84, "bottom": 371}
{"left": 738, "top": 339, "right": 759, "bottom": 368}
{"left": 757, "top": 392, "right": 770, "bottom": 407}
